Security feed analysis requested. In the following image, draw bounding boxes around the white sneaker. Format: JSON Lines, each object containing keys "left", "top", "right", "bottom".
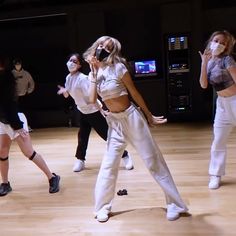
{"left": 96, "top": 212, "right": 109, "bottom": 222}
{"left": 73, "top": 160, "right": 85, "bottom": 172}
{"left": 208, "top": 175, "right": 221, "bottom": 189}
{"left": 166, "top": 203, "right": 187, "bottom": 221}
{"left": 122, "top": 154, "right": 134, "bottom": 170}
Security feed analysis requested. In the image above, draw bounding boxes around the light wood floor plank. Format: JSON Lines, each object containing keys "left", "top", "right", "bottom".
{"left": 1, "top": 122, "right": 236, "bottom": 236}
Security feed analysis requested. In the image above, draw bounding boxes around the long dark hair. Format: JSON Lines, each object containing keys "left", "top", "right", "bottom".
{"left": 67, "top": 52, "right": 89, "bottom": 74}
{"left": 0, "top": 56, "right": 17, "bottom": 101}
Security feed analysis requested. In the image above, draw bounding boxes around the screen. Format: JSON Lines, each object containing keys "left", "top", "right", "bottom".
{"left": 134, "top": 60, "right": 157, "bottom": 77}
{"left": 168, "top": 36, "right": 188, "bottom": 50}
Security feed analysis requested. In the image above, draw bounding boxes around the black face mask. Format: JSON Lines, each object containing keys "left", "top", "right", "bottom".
{"left": 95, "top": 48, "right": 110, "bottom": 61}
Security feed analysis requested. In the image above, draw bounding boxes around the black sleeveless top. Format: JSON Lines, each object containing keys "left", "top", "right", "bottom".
{"left": 0, "top": 69, "right": 23, "bottom": 130}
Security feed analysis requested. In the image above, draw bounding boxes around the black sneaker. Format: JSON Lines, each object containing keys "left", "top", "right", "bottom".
{"left": 49, "top": 173, "right": 60, "bottom": 193}
{"left": 0, "top": 182, "right": 12, "bottom": 196}
{"left": 28, "top": 126, "right": 33, "bottom": 132}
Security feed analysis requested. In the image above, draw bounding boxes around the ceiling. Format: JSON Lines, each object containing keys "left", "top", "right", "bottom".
{"left": 0, "top": 0, "right": 110, "bottom": 10}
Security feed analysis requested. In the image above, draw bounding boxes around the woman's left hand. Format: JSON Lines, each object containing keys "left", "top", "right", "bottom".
{"left": 57, "top": 85, "right": 67, "bottom": 95}
{"left": 148, "top": 115, "right": 167, "bottom": 126}
{"left": 199, "top": 49, "right": 212, "bottom": 64}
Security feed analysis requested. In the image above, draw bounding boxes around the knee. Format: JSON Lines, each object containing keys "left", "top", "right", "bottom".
{"left": 101, "top": 158, "right": 119, "bottom": 175}
{"left": 27, "top": 151, "right": 37, "bottom": 161}
{"left": 143, "top": 155, "right": 158, "bottom": 171}
{"left": 212, "top": 138, "right": 227, "bottom": 150}
{"left": 0, "top": 147, "right": 9, "bottom": 157}
{"left": 0, "top": 156, "right": 9, "bottom": 161}
{"left": 144, "top": 154, "right": 168, "bottom": 174}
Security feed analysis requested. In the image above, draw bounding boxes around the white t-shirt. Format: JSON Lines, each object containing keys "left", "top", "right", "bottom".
{"left": 65, "top": 71, "right": 101, "bottom": 114}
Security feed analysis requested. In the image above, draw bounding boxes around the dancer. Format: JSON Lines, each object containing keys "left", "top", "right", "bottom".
{"left": 199, "top": 30, "right": 236, "bottom": 189}
{"left": 57, "top": 53, "right": 133, "bottom": 172}
{"left": 84, "top": 36, "right": 188, "bottom": 222}
{"left": 0, "top": 55, "right": 60, "bottom": 196}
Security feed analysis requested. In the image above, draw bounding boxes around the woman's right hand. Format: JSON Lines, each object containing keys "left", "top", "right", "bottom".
{"left": 87, "top": 56, "right": 99, "bottom": 75}
{"left": 16, "top": 128, "right": 28, "bottom": 138}
{"left": 198, "top": 49, "right": 212, "bottom": 64}
{"left": 57, "top": 85, "right": 69, "bottom": 98}
{"left": 57, "top": 85, "right": 66, "bottom": 95}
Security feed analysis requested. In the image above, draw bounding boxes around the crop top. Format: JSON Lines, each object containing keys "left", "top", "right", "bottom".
{"left": 96, "top": 62, "right": 129, "bottom": 101}
{"left": 65, "top": 71, "right": 101, "bottom": 114}
{"left": 207, "top": 56, "right": 236, "bottom": 91}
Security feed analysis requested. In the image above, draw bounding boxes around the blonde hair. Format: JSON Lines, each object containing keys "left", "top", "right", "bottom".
{"left": 83, "top": 36, "right": 127, "bottom": 65}
{"left": 206, "top": 30, "right": 235, "bottom": 56}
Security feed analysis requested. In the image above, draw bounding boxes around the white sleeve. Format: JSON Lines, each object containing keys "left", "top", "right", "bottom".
{"left": 116, "top": 63, "right": 128, "bottom": 79}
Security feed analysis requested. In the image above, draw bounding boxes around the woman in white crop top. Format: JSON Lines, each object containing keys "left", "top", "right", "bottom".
{"left": 83, "top": 36, "right": 189, "bottom": 222}
{"left": 57, "top": 53, "right": 133, "bottom": 172}
{"left": 199, "top": 30, "right": 236, "bottom": 190}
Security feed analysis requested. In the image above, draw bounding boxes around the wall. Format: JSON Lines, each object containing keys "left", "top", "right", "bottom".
{"left": 0, "top": 0, "right": 236, "bottom": 127}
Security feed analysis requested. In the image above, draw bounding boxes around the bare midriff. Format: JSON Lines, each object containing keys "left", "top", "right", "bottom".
{"left": 217, "top": 83, "right": 236, "bottom": 97}
{"left": 104, "top": 95, "right": 131, "bottom": 113}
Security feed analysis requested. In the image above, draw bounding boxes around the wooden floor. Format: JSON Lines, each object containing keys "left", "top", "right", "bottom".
{"left": 1, "top": 122, "right": 236, "bottom": 236}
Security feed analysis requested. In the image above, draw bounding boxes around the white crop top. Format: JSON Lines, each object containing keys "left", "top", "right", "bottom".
{"left": 96, "top": 62, "right": 129, "bottom": 101}
{"left": 65, "top": 71, "right": 101, "bottom": 114}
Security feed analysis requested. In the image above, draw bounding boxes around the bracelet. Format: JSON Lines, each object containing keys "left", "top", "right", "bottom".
{"left": 90, "top": 80, "right": 97, "bottom": 84}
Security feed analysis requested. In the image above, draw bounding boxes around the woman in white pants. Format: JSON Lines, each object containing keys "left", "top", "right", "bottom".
{"left": 83, "top": 36, "right": 188, "bottom": 222}
{"left": 199, "top": 30, "right": 236, "bottom": 189}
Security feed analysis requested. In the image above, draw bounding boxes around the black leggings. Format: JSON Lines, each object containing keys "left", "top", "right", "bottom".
{"left": 75, "top": 110, "right": 127, "bottom": 160}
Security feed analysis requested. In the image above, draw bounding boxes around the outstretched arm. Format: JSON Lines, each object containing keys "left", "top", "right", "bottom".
{"left": 122, "top": 72, "right": 167, "bottom": 126}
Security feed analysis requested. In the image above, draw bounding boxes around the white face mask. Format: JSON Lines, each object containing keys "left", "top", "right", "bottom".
{"left": 210, "top": 41, "right": 226, "bottom": 56}
{"left": 66, "top": 61, "right": 78, "bottom": 72}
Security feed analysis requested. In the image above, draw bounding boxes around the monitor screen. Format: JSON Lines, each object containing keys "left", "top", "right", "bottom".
{"left": 133, "top": 59, "right": 157, "bottom": 77}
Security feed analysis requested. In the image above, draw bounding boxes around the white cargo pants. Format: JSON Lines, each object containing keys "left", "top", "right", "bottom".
{"left": 209, "top": 95, "right": 236, "bottom": 176}
{"left": 94, "top": 104, "right": 187, "bottom": 216}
